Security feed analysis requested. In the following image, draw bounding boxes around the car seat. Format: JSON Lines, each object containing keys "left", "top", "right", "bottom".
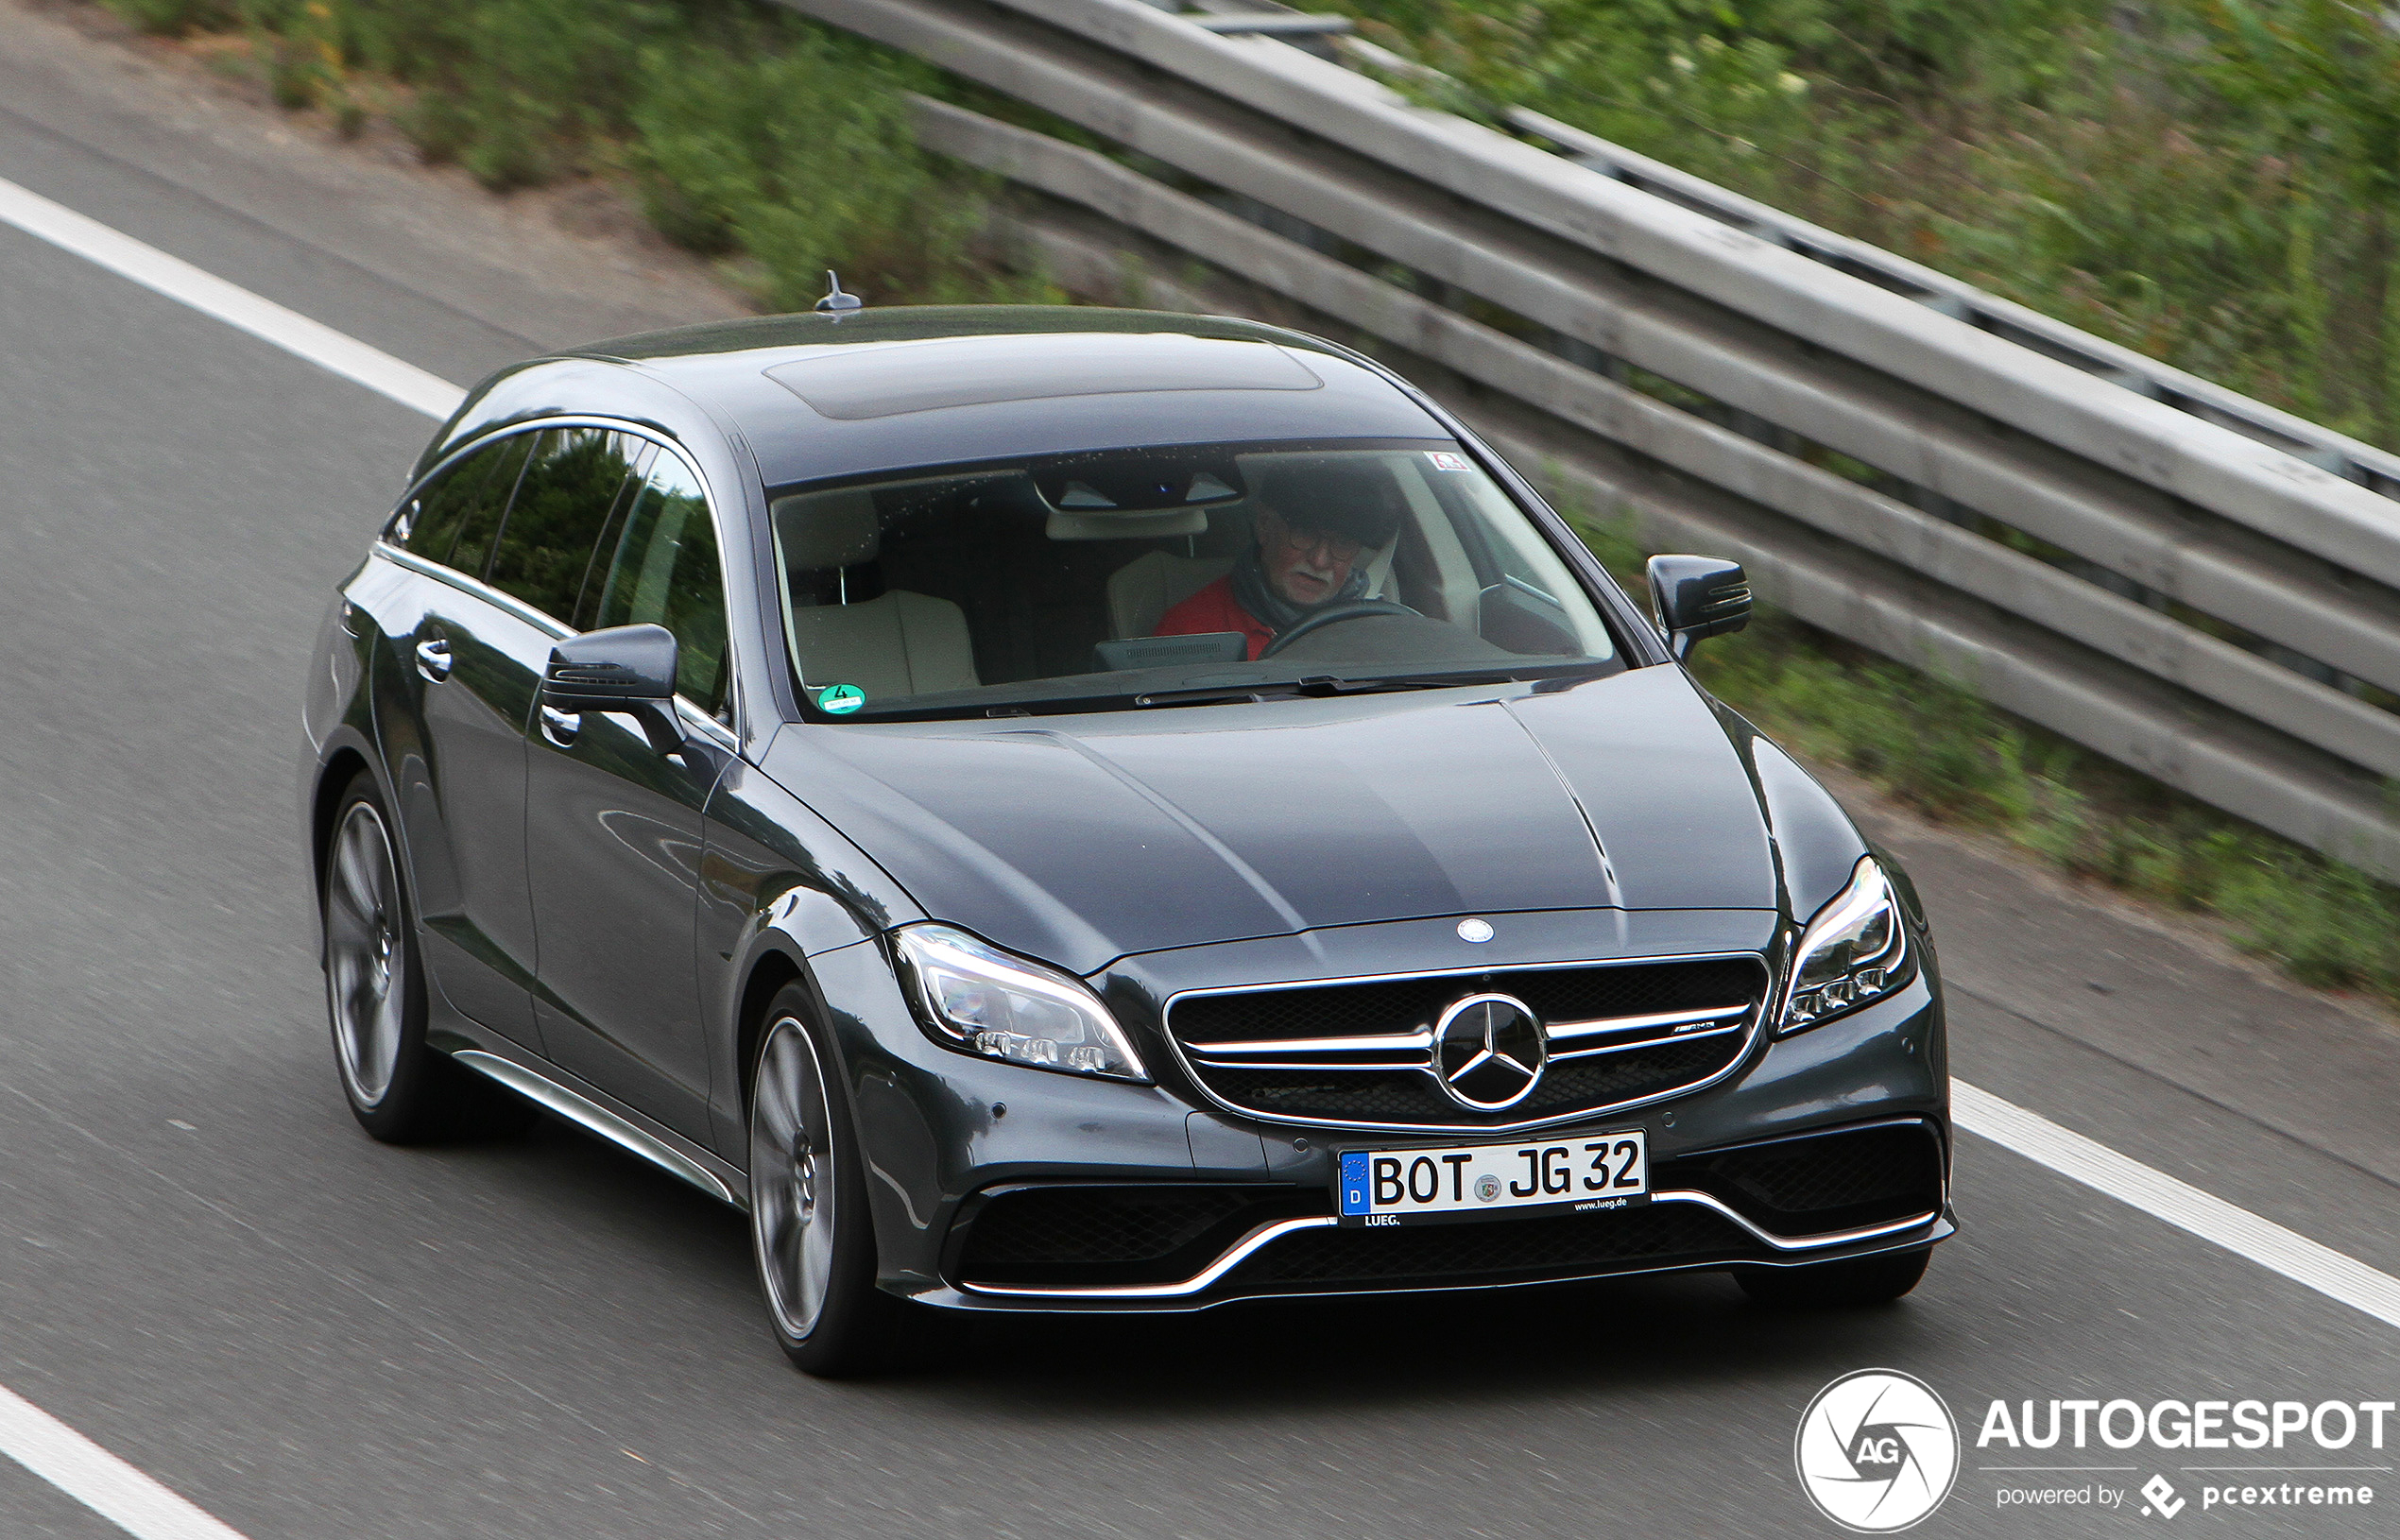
{"left": 776, "top": 491, "right": 980, "bottom": 698}
{"left": 1106, "top": 551, "right": 1235, "bottom": 641}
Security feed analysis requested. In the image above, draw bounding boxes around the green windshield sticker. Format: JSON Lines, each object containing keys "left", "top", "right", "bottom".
{"left": 816, "top": 683, "right": 866, "bottom": 715}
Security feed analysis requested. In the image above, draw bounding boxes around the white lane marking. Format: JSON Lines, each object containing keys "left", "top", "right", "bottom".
{"left": 1955, "top": 1079, "right": 2400, "bottom": 1331}
{"left": 0, "top": 1383, "right": 251, "bottom": 1540}
{"left": 0, "top": 174, "right": 463, "bottom": 419}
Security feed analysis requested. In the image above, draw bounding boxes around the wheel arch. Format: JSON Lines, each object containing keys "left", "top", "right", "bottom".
{"left": 309, "top": 746, "right": 375, "bottom": 918}
{"left": 735, "top": 947, "right": 810, "bottom": 1123}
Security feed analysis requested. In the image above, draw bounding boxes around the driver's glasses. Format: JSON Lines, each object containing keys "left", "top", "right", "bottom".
{"left": 1268, "top": 522, "right": 1364, "bottom": 563}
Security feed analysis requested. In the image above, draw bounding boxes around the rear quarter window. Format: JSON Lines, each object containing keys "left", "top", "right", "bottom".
{"left": 394, "top": 434, "right": 533, "bottom": 577}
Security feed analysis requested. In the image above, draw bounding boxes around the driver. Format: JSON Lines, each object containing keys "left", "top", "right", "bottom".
{"left": 1153, "top": 461, "right": 1405, "bottom": 659}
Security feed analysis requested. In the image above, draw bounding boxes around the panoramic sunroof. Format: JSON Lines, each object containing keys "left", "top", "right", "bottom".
{"left": 763, "top": 332, "right": 1324, "bottom": 420}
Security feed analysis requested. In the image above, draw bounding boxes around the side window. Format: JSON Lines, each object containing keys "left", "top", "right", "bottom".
{"left": 487, "top": 429, "right": 643, "bottom": 624}
{"left": 588, "top": 453, "right": 730, "bottom": 717}
{"left": 394, "top": 437, "right": 508, "bottom": 570}
{"left": 439, "top": 432, "right": 535, "bottom": 580}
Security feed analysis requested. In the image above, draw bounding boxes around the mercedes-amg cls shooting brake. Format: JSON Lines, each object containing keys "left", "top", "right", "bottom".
{"left": 300, "top": 302, "right": 1952, "bottom": 1375}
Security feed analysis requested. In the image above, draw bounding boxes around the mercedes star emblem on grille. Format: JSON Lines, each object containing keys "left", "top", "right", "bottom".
{"left": 1431, "top": 992, "right": 1547, "bottom": 1110}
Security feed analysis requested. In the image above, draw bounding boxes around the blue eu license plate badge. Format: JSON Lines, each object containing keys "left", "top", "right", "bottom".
{"left": 1340, "top": 1152, "right": 1371, "bottom": 1216}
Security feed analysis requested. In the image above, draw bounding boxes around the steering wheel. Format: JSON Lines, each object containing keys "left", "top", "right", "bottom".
{"left": 1260, "top": 598, "right": 1421, "bottom": 659}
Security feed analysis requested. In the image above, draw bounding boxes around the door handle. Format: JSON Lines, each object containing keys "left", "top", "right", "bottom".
{"left": 540, "top": 705, "right": 580, "bottom": 747}
{"left": 415, "top": 637, "right": 453, "bottom": 682}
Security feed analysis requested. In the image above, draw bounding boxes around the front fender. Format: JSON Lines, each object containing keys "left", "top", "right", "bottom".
{"left": 698, "top": 741, "right": 925, "bottom": 1158}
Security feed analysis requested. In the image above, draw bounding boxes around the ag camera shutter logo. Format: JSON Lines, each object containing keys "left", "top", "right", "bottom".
{"left": 1796, "top": 1369, "right": 1961, "bottom": 1531}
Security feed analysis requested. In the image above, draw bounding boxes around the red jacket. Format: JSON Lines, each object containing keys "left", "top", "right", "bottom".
{"left": 1154, "top": 576, "right": 1272, "bottom": 659}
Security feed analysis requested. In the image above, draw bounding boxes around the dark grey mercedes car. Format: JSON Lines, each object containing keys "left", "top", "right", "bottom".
{"left": 300, "top": 303, "right": 1951, "bottom": 1376}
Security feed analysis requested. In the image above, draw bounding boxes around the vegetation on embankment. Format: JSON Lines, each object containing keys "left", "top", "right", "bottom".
{"left": 1563, "top": 507, "right": 2400, "bottom": 1014}
{"left": 95, "top": 0, "right": 1047, "bottom": 311}
{"left": 1342, "top": 0, "right": 2400, "bottom": 454}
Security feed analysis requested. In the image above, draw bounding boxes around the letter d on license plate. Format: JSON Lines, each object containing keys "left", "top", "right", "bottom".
{"left": 1336, "top": 1132, "right": 1648, "bottom": 1226}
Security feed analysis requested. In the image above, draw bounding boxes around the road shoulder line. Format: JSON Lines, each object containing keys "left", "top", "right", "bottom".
{"left": 1955, "top": 1078, "right": 2400, "bottom": 1330}
{"left": 0, "top": 1383, "right": 250, "bottom": 1540}
{"left": 0, "top": 171, "right": 462, "bottom": 420}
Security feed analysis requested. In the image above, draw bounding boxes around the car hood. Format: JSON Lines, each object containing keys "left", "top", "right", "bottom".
{"left": 762, "top": 665, "right": 1786, "bottom": 976}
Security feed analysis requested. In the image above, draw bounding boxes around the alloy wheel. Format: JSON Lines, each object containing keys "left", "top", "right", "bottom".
{"left": 750, "top": 1018, "right": 839, "bottom": 1340}
{"left": 325, "top": 799, "right": 405, "bottom": 1108}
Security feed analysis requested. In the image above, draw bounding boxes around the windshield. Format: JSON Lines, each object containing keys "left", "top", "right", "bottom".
{"left": 768, "top": 439, "right": 1624, "bottom": 719}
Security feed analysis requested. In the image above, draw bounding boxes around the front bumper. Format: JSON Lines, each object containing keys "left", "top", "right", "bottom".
{"left": 813, "top": 918, "right": 1950, "bottom": 1314}
{"left": 938, "top": 1113, "right": 1948, "bottom": 1309}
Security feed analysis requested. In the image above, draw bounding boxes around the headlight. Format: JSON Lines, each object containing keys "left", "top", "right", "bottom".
{"left": 893, "top": 924, "right": 1149, "bottom": 1082}
{"left": 1780, "top": 857, "right": 1908, "bottom": 1034}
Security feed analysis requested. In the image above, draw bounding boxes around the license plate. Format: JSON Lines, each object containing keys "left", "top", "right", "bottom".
{"left": 1336, "top": 1131, "right": 1648, "bottom": 1226}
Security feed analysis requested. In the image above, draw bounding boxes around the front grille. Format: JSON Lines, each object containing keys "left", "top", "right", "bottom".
{"left": 1169, "top": 957, "right": 1767, "bottom": 1128}
{"left": 1200, "top": 1036, "right": 1736, "bottom": 1125}
{"left": 1663, "top": 1122, "right": 1943, "bottom": 1235}
{"left": 1232, "top": 1203, "right": 1752, "bottom": 1289}
{"left": 953, "top": 1185, "right": 1316, "bottom": 1288}
{"left": 1172, "top": 959, "right": 1761, "bottom": 1046}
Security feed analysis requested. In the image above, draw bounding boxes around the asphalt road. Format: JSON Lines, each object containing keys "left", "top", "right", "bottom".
{"left": 4, "top": 9, "right": 2399, "bottom": 1536}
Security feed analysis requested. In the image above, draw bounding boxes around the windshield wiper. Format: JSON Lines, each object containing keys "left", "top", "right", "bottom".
{"left": 1129, "top": 686, "right": 1279, "bottom": 709}
{"left": 1288, "top": 670, "right": 1525, "bottom": 695}
{"left": 1329, "top": 660, "right": 1622, "bottom": 693}
{"left": 865, "top": 663, "right": 1614, "bottom": 720}
{"left": 1130, "top": 670, "right": 1534, "bottom": 710}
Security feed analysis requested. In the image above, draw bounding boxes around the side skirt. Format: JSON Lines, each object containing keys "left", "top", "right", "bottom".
{"left": 450, "top": 1048, "right": 746, "bottom": 1210}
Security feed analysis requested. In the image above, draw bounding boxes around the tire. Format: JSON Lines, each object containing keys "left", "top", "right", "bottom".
{"left": 320, "top": 770, "right": 530, "bottom": 1143}
{"left": 1738, "top": 1247, "right": 1930, "bottom": 1309}
{"left": 747, "top": 987, "right": 905, "bottom": 1377}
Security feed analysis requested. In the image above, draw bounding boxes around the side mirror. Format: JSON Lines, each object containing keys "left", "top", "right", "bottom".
{"left": 542, "top": 623, "right": 688, "bottom": 756}
{"left": 1646, "top": 555, "right": 1751, "bottom": 661}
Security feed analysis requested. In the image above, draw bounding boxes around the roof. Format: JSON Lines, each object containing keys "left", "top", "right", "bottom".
{"left": 420, "top": 306, "right": 1449, "bottom": 491}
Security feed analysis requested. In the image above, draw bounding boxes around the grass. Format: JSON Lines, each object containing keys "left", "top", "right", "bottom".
{"left": 1565, "top": 502, "right": 2400, "bottom": 1011}
{"left": 1337, "top": 0, "right": 2400, "bottom": 454}
{"left": 94, "top": 0, "right": 1053, "bottom": 312}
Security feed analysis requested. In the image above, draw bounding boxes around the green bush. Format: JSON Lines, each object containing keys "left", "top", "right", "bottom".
{"left": 626, "top": 31, "right": 1026, "bottom": 310}
{"left": 1341, "top": 0, "right": 2400, "bottom": 451}
{"left": 98, "top": 0, "right": 237, "bottom": 34}
{"left": 150, "top": 0, "right": 1032, "bottom": 303}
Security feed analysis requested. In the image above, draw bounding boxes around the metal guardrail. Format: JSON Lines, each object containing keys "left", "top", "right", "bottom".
{"left": 778, "top": 0, "right": 2400, "bottom": 878}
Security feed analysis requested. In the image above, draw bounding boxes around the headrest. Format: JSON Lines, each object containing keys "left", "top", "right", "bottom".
{"left": 773, "top": 489, "right": 881, "bottom": 570}
{"left": 1252, "top": 460, "right": 1404, "bottom": 550}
